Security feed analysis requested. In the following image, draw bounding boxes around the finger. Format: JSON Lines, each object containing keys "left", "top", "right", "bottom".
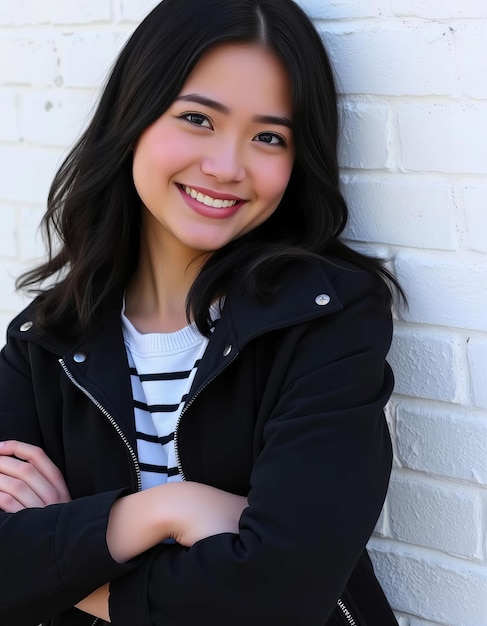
{"left": 0, "top": 454, "right": 64, "bottom": 506}
{"left": 0, "top": 463, "right": 45, "bottom": 508}
{"left": 0, "top": 441, "right": 70, "bottom": 502}
{"left": 0, "top": 490, "right": 25, "bottom": 513}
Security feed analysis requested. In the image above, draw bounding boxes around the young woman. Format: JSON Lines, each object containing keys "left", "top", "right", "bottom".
{"left": 0, "top": 0, "right": 402, "bottom": 624}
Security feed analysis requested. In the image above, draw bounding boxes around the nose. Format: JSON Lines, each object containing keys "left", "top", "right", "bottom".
{"left": 200, "top": 138, "right": 246, "bottom": 183}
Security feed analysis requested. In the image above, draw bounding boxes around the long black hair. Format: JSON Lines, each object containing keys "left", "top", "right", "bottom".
{"left": 17, "top": 0, "right": 402, "bottom": 335}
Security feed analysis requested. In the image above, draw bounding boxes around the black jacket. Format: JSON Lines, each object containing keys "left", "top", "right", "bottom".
{"left": 0, "top": 258, "right": 398, "bottom": 626}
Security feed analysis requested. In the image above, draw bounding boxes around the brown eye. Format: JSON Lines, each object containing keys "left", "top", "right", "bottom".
{"left": 255, "top": 132, "right": 286, "bottom": 146}
{"left": 182, "top": 113, "right": 212, "bottom": 128}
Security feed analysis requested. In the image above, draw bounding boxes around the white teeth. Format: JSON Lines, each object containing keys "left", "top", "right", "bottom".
{"left": 183, "top": 185, "right": 238, "bottom": 209}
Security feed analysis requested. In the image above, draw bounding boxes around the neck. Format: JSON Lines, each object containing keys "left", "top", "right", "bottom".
{"left": 125, "top": 227, "right": 209, "bottom": 334}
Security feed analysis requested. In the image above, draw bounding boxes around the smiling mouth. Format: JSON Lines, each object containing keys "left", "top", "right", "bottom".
{"left": 180, "top": 185, "right": 240, "bottom": 209}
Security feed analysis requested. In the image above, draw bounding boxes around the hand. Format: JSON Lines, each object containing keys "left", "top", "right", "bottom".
{"left": 107, "top": 481, "right": 248, "bottom": 563}
{"left": 0, "top": 440, "right": 71, "bottom": 512}
{"left": 167, "top": 481, "right": 248, "bottom": 547}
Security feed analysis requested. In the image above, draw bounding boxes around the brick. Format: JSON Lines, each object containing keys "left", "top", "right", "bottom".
{"left": 386, "top": 472, "right": 483, "bottom": 558}
{"left": 321, "top": 23, "right": 455, "bottom": 96}
{"left": 0, "top": 90, "right": 20, "bottom": 142}
{"left": 0, "top": 0, "right": 110, "bottom": 25}
{"left": 391, "top": 0, "right": 487, "bottom": 18}
{"left": 373, "top": 500, "right": 388, "bottom": 537}
{"left": 0, "top": 146, "right": 63, "bottom": 204}
{"left": 457, "top": 23, "right": 487, "bottom": 99}
{"left": 0, "top": 204, "right": 18, "bottom": 259}
{"left": 394, "top": 401, "right": 487, "bottom": 485}
{"left": 464, "top": 185, "right": 487, "bottom": 252}
{"left": 0, "top": 36, "right": 61, "bottom": 87}
{"left": 59, "top": 32, "right": 125, "bottom": 88}
{"left": 410, "top": 619, "right": 454, "bottom": 626}
{"left": 369, "top": 543, "right": 487, "bottom": 626}
{"left": 388, "top": 326, "right": 463, "bottom": 402}
{"left": 0, "top": 261, "right": 29, "bottom": 314}
{"left": 342, "top": 175, "right": 457, "bottom": 250}
{"left": 398, "top": 103, "right": 487, "bottom": 174}
{"left": 0, "top": 1, "right": 50, "bottom": 25}
{"left": 117, "top": 0, "right": 160, "bottom": 22}
{"left": 50, "top": 0, "right": 112, "bottom": 25}
{"left": 298, "top": 0, "right": 386, "bottom": 19}
{"left": 0, "top": 206, "right": 18, "bottom": 260}
{"left": 394, "top": 249, "right": 487, "bottom": 332}
{"left": 18, "top": 206, "right": 45, "bottom": 262}
{"left": 338, "top": 103, "right": 391, "bottom": 169}
{"left": 468, "top": 338, "right": 487, "bottom": 410}
{"left": 19, "top": 89, "right": 98, "bottom": 148}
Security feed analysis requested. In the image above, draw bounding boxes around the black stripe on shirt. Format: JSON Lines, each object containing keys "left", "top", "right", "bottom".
{"left": 130, "top": 363, "right": 202, "bottom": 382}
{"left": 134, "top": 399, "right": 180, "bottom": 413}
{"left": 139, "top": 371, "right": 192, "bottom": 381}
{"left": 140, "top": 463, "right": 180, "bottom": 477}
{"left": 136, "top": 431, "right": 174, "bottom": 445}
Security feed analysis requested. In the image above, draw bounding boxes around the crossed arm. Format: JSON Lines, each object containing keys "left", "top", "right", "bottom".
{"left": 0, "top": 439, "right": 247, "bottom": 622}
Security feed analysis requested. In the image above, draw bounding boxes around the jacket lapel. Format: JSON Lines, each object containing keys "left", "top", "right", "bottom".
{"left": 188, "top": 260, "right": 343, "bottom": 402}
{"left": 61, "top": 309, "right": 137, "bottom": 448}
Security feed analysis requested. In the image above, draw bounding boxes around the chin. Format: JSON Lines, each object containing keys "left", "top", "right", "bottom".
{"left": 182, "top": 236, "right": 235, "bottom": 253}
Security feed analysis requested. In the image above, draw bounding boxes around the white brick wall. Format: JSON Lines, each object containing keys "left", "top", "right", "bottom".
{"left": 465, "top": 184, "right": 487, "bottom": 252}
{"left": 0, "top": 2, "right": 486, "bottom": 625}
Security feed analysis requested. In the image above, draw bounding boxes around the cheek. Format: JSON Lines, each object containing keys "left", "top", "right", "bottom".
{"left": 260, "top": 158, "right": 294, "bottom": 203}
{"left": 133, "top": 126, "right": 194, "bottom": 180}
{"left": 132, "top": 132, "right": 158, "bottom": 193}
{"left": 153, "top": 129, "right": 195, "bottom": 166}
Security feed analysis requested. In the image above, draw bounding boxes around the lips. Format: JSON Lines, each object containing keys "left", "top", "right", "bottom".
{"left": 177, "top": 184, "right": 245, "bottom": 219}
{"left": 182, "top": 185, "right": 239, "bottom": 209}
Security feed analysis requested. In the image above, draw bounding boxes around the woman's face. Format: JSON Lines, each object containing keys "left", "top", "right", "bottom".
{"left": 132, "top": 43, "right": 294, "bottom": 260}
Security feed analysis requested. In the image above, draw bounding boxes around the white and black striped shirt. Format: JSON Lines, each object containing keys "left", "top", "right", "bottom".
{"left": 122, "top": 308, "right": 219, "bottom": 491}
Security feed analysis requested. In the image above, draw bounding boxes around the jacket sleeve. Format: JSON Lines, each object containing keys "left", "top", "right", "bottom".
{"left": 108, "top": 279, "right": 395, "bottom": 626}
{"left": 0, "top": 332, "right": 137, "bottom": 626}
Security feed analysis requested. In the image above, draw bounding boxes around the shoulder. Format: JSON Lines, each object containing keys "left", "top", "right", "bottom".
{"left": 1, "top": 300, "right": 40, "bottom": 377}
{"left": 279, "top": 257, "right": 394, "bottom": 358}
{"left": 5, "top": 297, "right": 43, "bottom": 339}
{"left": 5, "top": 290, "right": 123, "bottom": 355}
{"left": 223, "top": 255, "right": 392, "bottom": 349}
{"left": 274, "top": 258, "right": 394, "bottom": 380}
{"left": 317, "top": 255, "right": 391, "bottom": 311}
{"left": 276, "top": 254, "right": 391, "bottom": 316}
{"left": 2, "top": 298, "right": 67, "bottom": 372}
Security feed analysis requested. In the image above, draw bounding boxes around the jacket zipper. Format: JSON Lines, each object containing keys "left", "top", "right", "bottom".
{"left": 336, "top": 597, "right": 358, "bottom": 626}
{"left": 59, "top": 359, "right": 142, "bottom": 492}
{"left": 173, "top": 350, "right": 239, "bottom": 480}
{"left": 59, "top": 359, "right": 143, "bottom": 626}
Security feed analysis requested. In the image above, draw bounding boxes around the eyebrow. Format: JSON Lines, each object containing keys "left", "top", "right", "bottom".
{"left": 175, "top": 94, "right": 293, "bottom": 129}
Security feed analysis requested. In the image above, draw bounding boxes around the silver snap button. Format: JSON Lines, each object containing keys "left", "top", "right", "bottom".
{"left": 315, "top": 294, "right": 331, "bottom": 306}
{"left": 223, "top": 345, "right": 232, "bottom": 357}
{"left": 73, "top": 352, "right": 87, "bottom": 363}
{"left": 20, "top": 321, "right": 33, "bottom": 331}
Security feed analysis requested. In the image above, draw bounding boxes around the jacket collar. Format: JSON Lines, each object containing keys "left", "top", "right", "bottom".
{"left": 191, "top": 260, "right": 343, "bottom": 393}
{"left": 224, "top": 260, "right": 342, "bottom": 345}
{"left": 11, "top": 259, "right": 343, "bottom": 355}
{"left": 8, "top": 259, "right": 344, "bottom": 444}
